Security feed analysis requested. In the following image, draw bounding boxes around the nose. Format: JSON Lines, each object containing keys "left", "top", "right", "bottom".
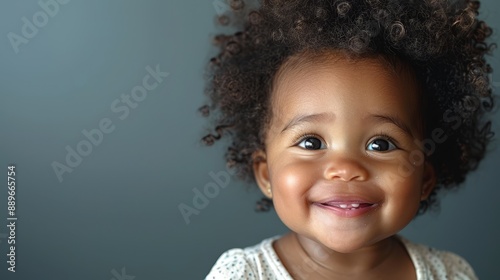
{"left": 322, "top": 152, "right": 369, "bottom": 182}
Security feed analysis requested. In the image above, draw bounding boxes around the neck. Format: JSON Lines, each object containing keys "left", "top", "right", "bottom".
{"left": 289, "top": 232, "right": 403, "bottom": 278}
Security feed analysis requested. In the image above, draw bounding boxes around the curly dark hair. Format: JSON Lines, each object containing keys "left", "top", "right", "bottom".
{"left": 199, "top": 0, "right": 495, "bottom": 215}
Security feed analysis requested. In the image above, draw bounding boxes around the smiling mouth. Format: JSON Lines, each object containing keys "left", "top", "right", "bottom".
{"left": 320, "top": 202, "right": 375, "bottom": 210}
{"left": 315, "top": 200, "right": 379, "bottom": 217}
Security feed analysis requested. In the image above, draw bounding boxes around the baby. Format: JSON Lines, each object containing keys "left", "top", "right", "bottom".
{"left": 201, "top": 0, "right": 495, "bottom": 279}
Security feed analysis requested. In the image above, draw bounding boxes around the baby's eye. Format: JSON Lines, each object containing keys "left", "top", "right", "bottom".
{"left": 366, "top": 138, "right": 397, "bottom": 152}
{"left": 297, "top": 136, "right": 326, "bottom": 150}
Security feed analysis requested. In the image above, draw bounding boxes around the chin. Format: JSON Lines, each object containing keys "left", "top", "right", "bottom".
{"left": 316, "top": 234, "right": 381, "bottom": 254}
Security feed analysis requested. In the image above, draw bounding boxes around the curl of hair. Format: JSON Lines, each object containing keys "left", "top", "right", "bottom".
{"left": 200, "top": 0, "right": 496, "bottom": 215}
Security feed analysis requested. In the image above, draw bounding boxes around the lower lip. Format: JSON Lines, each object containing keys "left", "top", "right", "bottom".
{"left": 313, "top": 203, "right": 379, "bottom": 218}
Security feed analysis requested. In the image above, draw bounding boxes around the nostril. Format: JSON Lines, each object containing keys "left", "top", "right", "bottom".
{"left": 323, "top": 158, "right": 369, "bottom": 182}
{"left": 325, "top": 169, "right": 367, "bottom": 182}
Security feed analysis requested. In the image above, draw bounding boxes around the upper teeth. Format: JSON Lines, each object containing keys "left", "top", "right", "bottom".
{"left": 339, "top": 203, "right": 360, "bottom": 208}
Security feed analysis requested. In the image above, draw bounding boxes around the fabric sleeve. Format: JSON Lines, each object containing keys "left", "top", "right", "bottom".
{"left": 426, "top": 248, "right": 478, "bottom": 280}
{"left": 205, "top": 249, "right": 259, "bottom": 280}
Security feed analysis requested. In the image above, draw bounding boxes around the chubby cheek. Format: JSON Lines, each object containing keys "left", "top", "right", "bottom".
{"left": 270, "top": 159, "right": 319, "bottom": 228}
{"left": 380, "top": 166, "right": 423, "bottom": 226}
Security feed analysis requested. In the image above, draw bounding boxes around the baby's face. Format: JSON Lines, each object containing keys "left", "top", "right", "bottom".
{"left": 253, "top": 53, "right": 436, "bottom": 253}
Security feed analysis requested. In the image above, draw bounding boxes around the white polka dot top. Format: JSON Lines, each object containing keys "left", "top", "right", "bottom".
{"left": 205, "top": 235, "right": 478, "bottom": 280}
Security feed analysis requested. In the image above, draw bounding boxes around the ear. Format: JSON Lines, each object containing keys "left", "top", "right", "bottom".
{"left": 252, "top": 149, "right": 272, "bottom": 199}
{"left": 420, "top": 161, "right": 436, "bottom": 201}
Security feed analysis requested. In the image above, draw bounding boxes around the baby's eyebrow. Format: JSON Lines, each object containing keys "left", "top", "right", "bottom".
{"left": 280, "top": 112, "right": 336, "bottom": 134}
{"left": 279, "top": 112, "right": 414, "bottom": 138}
{"left": 369, "top": 114, "right": 414, "bottom": 138}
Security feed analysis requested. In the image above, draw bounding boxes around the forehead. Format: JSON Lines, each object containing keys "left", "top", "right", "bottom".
{"left": 269, "top": 52, "right": 421, "bottom": 128}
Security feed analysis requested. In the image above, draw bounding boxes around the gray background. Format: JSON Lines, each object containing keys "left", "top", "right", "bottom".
{"left": 0, "top": 0, "right": 498, "bottom": 279}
